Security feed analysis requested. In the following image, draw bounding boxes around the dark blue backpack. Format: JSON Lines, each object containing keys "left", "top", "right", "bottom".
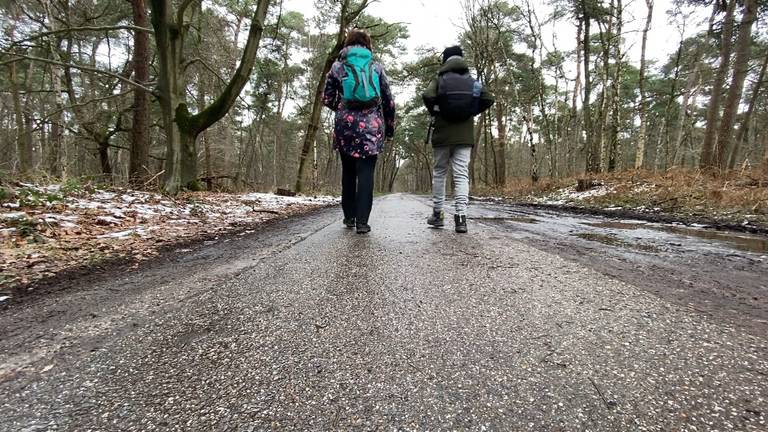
{"left": 437, "top": 72, "right": 482, "bottom": 122}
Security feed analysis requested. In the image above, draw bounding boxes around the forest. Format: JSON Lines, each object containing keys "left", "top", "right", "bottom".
{"left": 0, "top": 0, "right": 766, "bottom": 195}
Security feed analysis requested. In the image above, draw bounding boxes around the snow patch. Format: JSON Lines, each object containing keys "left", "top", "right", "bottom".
{"left": 0, "top": 212, "right": 30, "bottom": 222}
{"left": 0, "top": 228, "right": 18, "bottom": 236}
{"left": 98, "top": 227, "right": 149, "bottom": 239}
{"left": 240, "top": 193, "right": 339, "bottom": 209}
{"left": 535, "top": 185, "right": 615, "bottom": 205}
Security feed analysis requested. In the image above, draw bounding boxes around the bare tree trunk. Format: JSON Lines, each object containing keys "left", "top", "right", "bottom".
{"left": 763, "top": 128, "right": 768, "bottom": 171}
{"left": 729, "top": 53, "right": 768, "bottom": 169}
{"left": 634, "top": 0, "right": 653, "bottom": 169}
{"left": 581, "top": 0, "right": 597, "bottom": 174}
{"left": 608, "top": 0, "right": 623, "bottom": 172}
{"left": 659, "top": 36, "right": 684, "bottom": 171}
{"left": 571, "top": 18, "right": 583, "bottom": 175}
{"left": 672, "top": 59, "right": 703, "bottom": 167}
{"left": 596, "top": 7, "right": 612, "bottom": 172}
{"left": 470, "top": 114, "right": 484, "bottom": 183}
{"left": 150, "top": 0, "right": 271, "bottom": 193}
{"left": 524, "top": 0, "right": 555, "bottom": 177}
{"left": 493, "top": 85, "right": 507, "bottom": 186}
{"left": 274, "top": 75, "right": 287, "bottom": 186}
{"left": 10, "top": 62, "right": 32, "bottom": 175}
{"left": 197, "top": 75, "right": 212, "bottom": 189}
{"left": 129, "top": 0, "right": 151, "bottom": 185}
{"left": 525, "top": 111, "right": 538, "bottom": 183}
{"left": 715, "top": 0, "right": 757, "bottom": 171}
{"left": 700, "top": 0, "right": 737, "bottom": 169}
{"left": 47, "top": 35, "right": 65, "bottom": 179}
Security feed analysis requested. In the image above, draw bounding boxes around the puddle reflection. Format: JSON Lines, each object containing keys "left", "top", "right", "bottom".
{"left": 584, "top": 222, "right": 768, "bottom": 254}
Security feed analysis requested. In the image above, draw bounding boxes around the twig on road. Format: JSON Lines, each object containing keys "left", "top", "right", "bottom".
{"left": 588, "top": 376, "right": 618, "bottom": 409}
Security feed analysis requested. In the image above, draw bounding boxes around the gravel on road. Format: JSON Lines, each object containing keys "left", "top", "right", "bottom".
{"left": 1, "top": 194, "right": 766, "bottom": 431}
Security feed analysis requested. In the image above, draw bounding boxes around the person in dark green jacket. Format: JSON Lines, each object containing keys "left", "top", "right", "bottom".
{"left": 422, "top": 46, "right": 495, "bottom": 233}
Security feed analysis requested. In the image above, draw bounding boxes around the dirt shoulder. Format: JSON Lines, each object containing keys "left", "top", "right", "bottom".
{"left": 0, "top": 182, "right": 338, "bottom": 302}
{"left": 476, "top": 169, "right": 768, "bottom": 235}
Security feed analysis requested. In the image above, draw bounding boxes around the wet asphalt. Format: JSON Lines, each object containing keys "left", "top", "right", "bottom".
{"left": 1, "top": 194, "right": 766, "bottom": 431}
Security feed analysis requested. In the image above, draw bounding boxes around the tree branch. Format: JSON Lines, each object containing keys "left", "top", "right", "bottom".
{"left": 42, "top": 89, "right": 134, "bottom": 121}
{"left": 9, "top": 25, "right": 154, "bottom": 46}
{"left": 0, "top": 53, "right": 156, "bottom": 94}
{"left": 177, "top": 0, "right": 203, "bottom": 26}
{"left": 187, "top": 0, "right": 270, "bottom": 133}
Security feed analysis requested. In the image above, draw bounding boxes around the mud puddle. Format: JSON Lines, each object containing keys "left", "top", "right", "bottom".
{"left": 466, "top": 200, "right": 768, "bottom": 337}
{"left": 573, "top": 232, "right": 661, "bottom": 253}
{"left": 584, "top": 221, "right": 768, "bottom": 254}
{"left": 472, "top": 216, "right": 539, "bottom": 224}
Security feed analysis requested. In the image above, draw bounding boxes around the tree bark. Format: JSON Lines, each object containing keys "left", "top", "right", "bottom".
{"left": 659, "top": 36, "right": 684, "bottom": 171}
{"left": 525, "top": 111, "right": 538, "bottom": 183}
{"left": 151, "top": 0, "right": 271, "bottom": 193}
{"left": 10, "top": 62, "right": 32, "bottom": 175}
{"left": 672, "top": 54, "right": 703, "bottom": 167}
{"left": 571, "top": 18, "right": 583, "bottom": 175}
{"left": 700, "top": 0, "right": 737, "bottom": 169}
{"left": 715, "top": 0, "right": 757, "bottom": 171}
{"left": 129, "top": 0, "right": 151, "bottom": 185}
{"left": 581, "top": 0, "right": 597, "bottom": 174}
{"left": 596, "top": 7, "right": 613, "bottom": 172}
{"left": 729, "top": 52, "right": 767, "bottom": 169}
{"left": 634, "top": 0, "right": 653, "bottom": 169}
{"left": 608, "top": 0, "right": 623, "bottom": 172}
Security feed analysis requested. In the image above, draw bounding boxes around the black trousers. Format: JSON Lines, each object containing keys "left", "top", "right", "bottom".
{"left": 340, "top": 152, "right": 378, "bottom": 224}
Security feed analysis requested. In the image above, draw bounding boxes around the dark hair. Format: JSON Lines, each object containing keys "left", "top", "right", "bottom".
{"left": 344, "top": 29, "right": 372, "bottom": 50}
{"left": 442, "top": 45, "right": 464, "bottom": 64}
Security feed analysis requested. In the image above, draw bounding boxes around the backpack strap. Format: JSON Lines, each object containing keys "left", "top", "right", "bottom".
{"left": 344, "top": 62, "right": 360, "bottom": 97}
{"left": 367, "top": 62, "right": 378, "bottom": 97}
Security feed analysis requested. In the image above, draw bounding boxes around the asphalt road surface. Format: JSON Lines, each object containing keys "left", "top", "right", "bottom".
{"left": 1, "top": 194, "right": 766, "bottom": 431}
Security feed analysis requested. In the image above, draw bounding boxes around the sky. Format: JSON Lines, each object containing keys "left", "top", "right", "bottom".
{"left": 283, "top": 0, "right": 711, "bottom": 69}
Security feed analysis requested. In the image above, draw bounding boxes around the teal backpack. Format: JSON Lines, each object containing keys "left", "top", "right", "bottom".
{"left": 341, "top": 46, "right": 381, "bottom": 109}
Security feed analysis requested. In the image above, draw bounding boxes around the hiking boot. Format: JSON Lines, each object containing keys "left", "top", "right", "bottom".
{"left": 454, "top": 214, "right": 468, "bottom": 233}
{"left": 343, "top": 217, "right": 356, "bottom": 228}
{"left": 427, "top": 210, "right": 445, "bottom": 228}
{"left": 356, "top": 223, "right": 371, "bottom": 234}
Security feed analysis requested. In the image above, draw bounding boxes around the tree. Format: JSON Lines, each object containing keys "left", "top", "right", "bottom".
{"left": 729, "top": 51, "right": 768, "bottom": 169}
{"left": 700, "top": 0, "right": 737, "bottom": 169}
{"left": 582, "top": 0, "right": 598, "bottom": 173}
{"left": 714, "top": 0, "right": 757, "bottom": 170}
{"left": 129, "top": 0, "right": 151, "bottom": 185}
{"left": 634, "top": 0, "right": 652, "bottom": 169}
{"left": 149, "top": 0, "right": 271, "bottom": 193}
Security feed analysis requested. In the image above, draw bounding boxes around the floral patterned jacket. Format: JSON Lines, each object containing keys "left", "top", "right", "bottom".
{"left": 322, "top": 46, "right": 396, "bottom": 158}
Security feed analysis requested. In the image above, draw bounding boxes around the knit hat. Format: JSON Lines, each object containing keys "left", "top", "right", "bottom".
{"left": 442, "top": 45, "right": 464, "bottom": 64}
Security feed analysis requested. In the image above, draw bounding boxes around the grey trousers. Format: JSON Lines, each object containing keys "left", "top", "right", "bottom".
{"left": 432, "top": 145, "right": 471, "bottom": 216}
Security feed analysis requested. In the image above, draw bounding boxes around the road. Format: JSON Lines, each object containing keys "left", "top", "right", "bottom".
{"left": 1, "top": 194, "right": 766, "bottom": 431}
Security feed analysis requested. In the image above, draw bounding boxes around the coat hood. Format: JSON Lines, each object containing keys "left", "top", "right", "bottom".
{"left": 439, "top": 56, "right": 470, "bottom": 75}
{"left": 339, "top": 45, "right": 373, "bottom": 61}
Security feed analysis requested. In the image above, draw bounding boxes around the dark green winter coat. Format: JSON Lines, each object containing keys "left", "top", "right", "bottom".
{"left": 422, "top": 56, "right": 495, "bottom": 147}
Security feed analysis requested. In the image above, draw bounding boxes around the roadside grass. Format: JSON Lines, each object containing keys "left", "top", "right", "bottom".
{"left": 477, "top": 168, "right": 768, "bottom": 224}
{"left": 0, "top": 181, "right": 339, "bottom": 295}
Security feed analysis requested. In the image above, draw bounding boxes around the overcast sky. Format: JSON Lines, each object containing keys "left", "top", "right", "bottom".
{"left": 283, "top": 0, "right": 710, "bottom": 70}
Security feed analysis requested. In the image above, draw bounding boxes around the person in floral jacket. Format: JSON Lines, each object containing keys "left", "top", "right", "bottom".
{"left": 322, "top": 29, "right": 396, "bottom": 234}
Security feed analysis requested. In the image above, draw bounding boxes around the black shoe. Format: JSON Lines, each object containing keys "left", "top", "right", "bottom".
{"left": 356, "top": 223, "right": 371, "bottom": 234}
{"left": 427, "top": 210, "right": 445, "bottom": 228}
{"left": 343, "top": 217, "right": 356, "bottom": 228}
{"left": 454, "top": 214, "right": 467, "bottom": 233}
